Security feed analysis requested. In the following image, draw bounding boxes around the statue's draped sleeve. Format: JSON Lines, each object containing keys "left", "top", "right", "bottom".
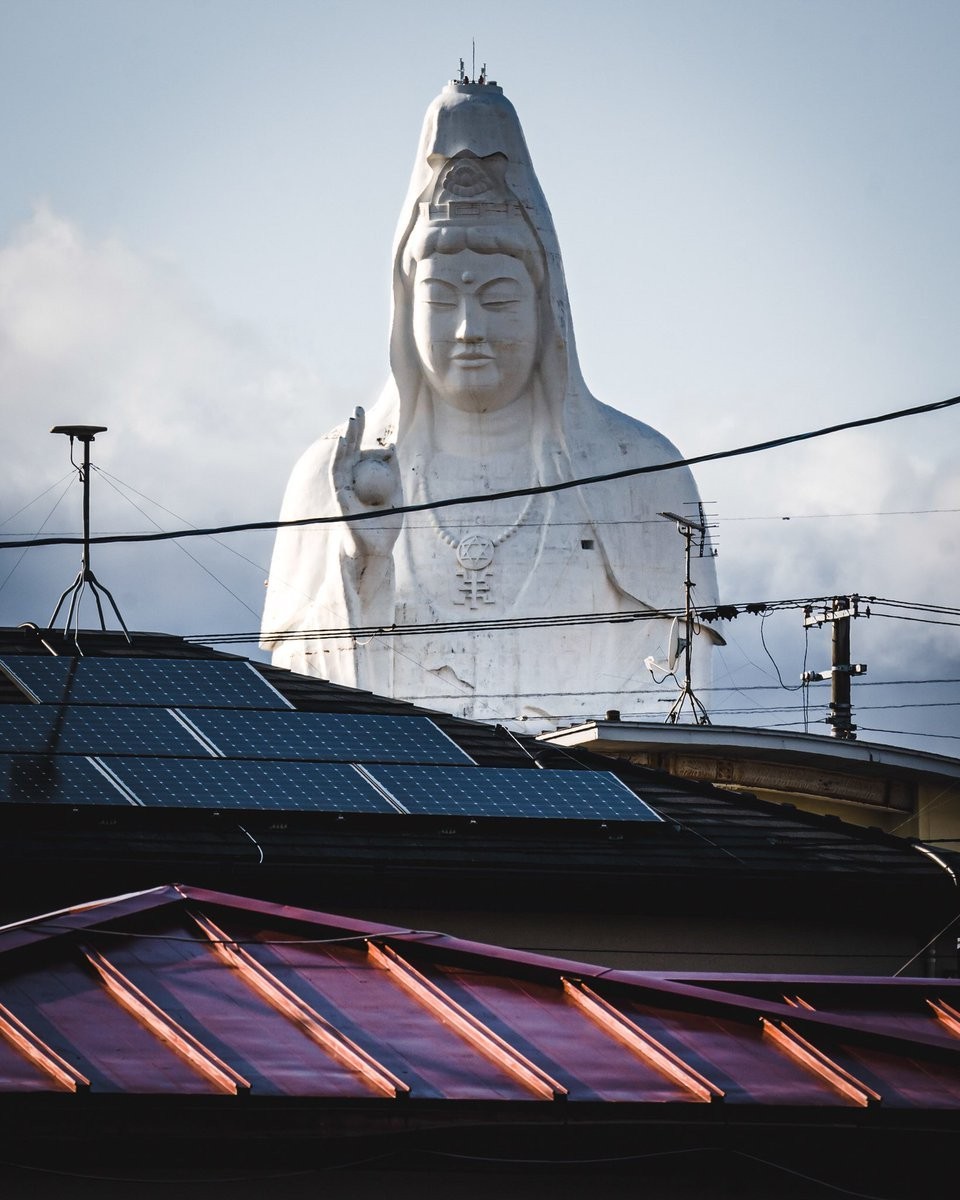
{"left": 260, "top": 427, "right": 397, "bottom": 690}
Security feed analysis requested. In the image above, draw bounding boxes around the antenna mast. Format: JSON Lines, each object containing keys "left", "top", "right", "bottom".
{"left": 48, "top": 425, "right": 131, "bottom": 649}
{"left": 659, "top": 511, "right": 711, "bottom": 725}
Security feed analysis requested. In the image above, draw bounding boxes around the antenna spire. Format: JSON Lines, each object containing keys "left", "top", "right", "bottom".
{"left": 48, "top": 425, "right": 131, "bottom": 650}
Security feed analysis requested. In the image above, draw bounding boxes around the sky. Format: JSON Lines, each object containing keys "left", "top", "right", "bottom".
{"left": 0, "top": 0, "right": 958, "bottom": 752}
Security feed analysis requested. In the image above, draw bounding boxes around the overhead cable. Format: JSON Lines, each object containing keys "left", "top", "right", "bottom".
{"left": 1, "top": 391, "right": 958, "bottom": 552}
{"left": 199, "top": 591, "right": 960, "bottom": 647}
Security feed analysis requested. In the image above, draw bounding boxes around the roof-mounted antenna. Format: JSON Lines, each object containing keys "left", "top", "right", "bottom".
{"left": 48, "top": 425, "right": 131, "bottom": 650}
{"left": 648, "top": 511, "right": 711, "bottom": 725}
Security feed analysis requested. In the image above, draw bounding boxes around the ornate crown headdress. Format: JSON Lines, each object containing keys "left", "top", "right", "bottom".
{"left": 422, "top": 150, "right": 524, "bottom": 225}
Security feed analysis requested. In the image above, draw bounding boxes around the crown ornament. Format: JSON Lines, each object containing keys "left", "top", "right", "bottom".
{"left": 424, "top": 151, "right": 523, "bottom": 225}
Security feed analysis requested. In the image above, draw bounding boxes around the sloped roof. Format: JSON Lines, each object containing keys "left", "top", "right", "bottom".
{"left": 0, "top": 627, "right": 953, "bottom": 922}
{"left": 1, "top": 882, "right": 959, "bottom": 1120}
{"left": 0, "top": 883, "right": 955, "bottom": 1104}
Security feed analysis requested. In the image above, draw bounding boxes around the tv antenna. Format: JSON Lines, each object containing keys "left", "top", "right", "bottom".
{"left": 48, "top": 425, "right": 131, "bottom": 649}
{"left": 456, "top": 43, "right": 487, "bottom": 85}
{"left": 647, "top": 511, "right": 712, "bottom": 725}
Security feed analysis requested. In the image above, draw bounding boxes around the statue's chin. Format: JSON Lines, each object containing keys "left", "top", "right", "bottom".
{"left": 438, "top": 395, "right": 517, "bottom": 414}
{"left": 431, "top": 383, "right": 531, "bottom": 416}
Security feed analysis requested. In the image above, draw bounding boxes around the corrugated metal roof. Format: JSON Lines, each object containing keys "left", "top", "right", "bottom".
{"left": 0, "top": 883, "right": 958, "bottom": 1117}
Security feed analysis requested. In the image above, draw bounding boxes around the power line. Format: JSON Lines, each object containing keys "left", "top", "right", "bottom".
{"left": 7, "top": 503, "right": 959, "bottom": 539}
{"left": 724, "top": 506, "right": 960, "bottom": 522}
{"left": 871, "top": 612, "right": 960, "bottom": 630}
{"left": 2, "top": 391, "right": 958, "bottom": 552}
{"left": 870, "top": 597, "right": 960, "bottom": 617}
{"left": 95, "top": 471, "right": 261, "bottom": 621}
{"left": 203, "top": 591, "right": 960, "bottom": 647}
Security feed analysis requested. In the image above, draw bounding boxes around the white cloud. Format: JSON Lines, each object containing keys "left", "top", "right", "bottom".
{"left": 0, "top": 207, "right": 332, "bottom": 639}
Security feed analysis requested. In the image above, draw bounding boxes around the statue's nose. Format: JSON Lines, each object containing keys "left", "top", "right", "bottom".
{"left": 456, "top": 299, "right": 485, "bottom": 342}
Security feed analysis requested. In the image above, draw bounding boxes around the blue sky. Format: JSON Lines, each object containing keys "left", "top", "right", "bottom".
{"left": 1, "top": 0, "right": 958, "bottom": 748}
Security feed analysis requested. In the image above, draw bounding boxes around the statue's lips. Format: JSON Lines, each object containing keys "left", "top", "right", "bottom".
{"left": 451, "top": 353, "right": 494, "bottom": 366}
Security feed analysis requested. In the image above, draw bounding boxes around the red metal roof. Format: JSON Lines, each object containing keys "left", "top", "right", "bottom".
{"left": 0, "top": 883, "right": 959, "bottom": 1116}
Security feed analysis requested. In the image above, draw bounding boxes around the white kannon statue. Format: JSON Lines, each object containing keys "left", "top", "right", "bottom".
{"left": 262, "top": 77, "right": 718, "bottom": 728}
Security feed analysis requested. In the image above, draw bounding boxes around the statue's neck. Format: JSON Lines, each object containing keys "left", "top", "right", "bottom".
{"left": 427, "top": 392, "right": 535, "bottom": 459}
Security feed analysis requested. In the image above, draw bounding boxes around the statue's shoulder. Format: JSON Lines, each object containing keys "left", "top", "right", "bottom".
{"left": 285, "top": 416, "right": 354, "bottom": 483}
{"left": 278, "top": 424, "right": 346, "bottom": 519}
{"left": 573, "top": 396, "right": 685, "bottom": 470}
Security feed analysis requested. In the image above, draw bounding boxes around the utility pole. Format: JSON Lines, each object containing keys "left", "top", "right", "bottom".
{"left": 802, "top": 596, "right": 867, "bottom": 740}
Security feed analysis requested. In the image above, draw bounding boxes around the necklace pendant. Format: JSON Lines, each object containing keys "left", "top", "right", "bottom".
{"left": 453, "top": 534, "right": 496, "bottom": 608}
{"left": 455, "top": 534, "right": 495, "bottom": 570}
{"left": 454, "top": 566, "right": 494, "bottom": 609}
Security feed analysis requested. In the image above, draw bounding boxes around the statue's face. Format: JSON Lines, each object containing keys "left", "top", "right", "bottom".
{"left": 412, "top": 249, "right": 538, "bottom": 413}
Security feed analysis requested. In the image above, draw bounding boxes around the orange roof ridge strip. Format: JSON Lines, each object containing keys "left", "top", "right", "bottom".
{"left": 188, "top": 911, "right": 410, "bottom": 1099}
{"left": 561, "top": 978, "right": 724, "bottom": 1102}
{"left": 761, "top": 1018, "right": 881, "bottom": 1107}
{"left": 0, "top": 885, "right": 184, "bottom": 954}
{"left": 0, "top": 1001, "right": 90, "bottom": 1092}
{"left": 367, "top": 940, "right": 567, "bottom": 1100}
{"left": 592, "top": 971, "right": 960, "bottom": 1061}
{"left": 783, "top": 995, "right": 817, "bottom": 1010}
{"left": 928, "top": 998, "right": 960, "bottom": 1038}
{"left": 80, "top": 945, "right": 250, "bottom": 1095}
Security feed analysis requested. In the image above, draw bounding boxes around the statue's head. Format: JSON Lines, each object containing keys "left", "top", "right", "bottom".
{"left": 399, "top": 152, "right": 547, "bottom": 414}
{"left": 385, "top": 81, "right": 589, "bottom": 441}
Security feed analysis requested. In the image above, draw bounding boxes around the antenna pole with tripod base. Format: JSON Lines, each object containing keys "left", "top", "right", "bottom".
{"left": 659, "top": 510, "right": 711, "bottom": 726}
{"left": 48, "top": 425, "right": 131, "bottom": 650}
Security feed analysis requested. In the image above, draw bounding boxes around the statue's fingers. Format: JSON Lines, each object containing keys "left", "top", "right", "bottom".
{"left": 331, "top": 432, "right": 350, "bottom": 480}
{"left": 341, "top": 407, "right": 363, "bottom": 459}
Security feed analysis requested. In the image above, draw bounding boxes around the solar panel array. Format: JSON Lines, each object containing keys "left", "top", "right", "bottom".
{"left": 103, "top": 758, "right": 397, "bottom": 813}
{"left": 182, "top": 710, "right": 473, "bottom": 764}
{"left": 3, "top": 756, "right": 124, "bottom": 807}
{"left": 0, "top": 706, "right": 211, "bottom": 758}
{"left": 365, "top": 765, "right": 661, "bottom": 821}
{"left": 0, "top": 655, "right": 661, "bottom": 823}
{"left": 0, "top": 656, "right": 292, "bottom": 710}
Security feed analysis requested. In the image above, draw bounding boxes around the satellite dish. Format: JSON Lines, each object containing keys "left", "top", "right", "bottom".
{"left": 644, "top": 619, "right": 683, "bottom": 677}
{"left": 666, "top": 618, "right": 681, "bottom": 671}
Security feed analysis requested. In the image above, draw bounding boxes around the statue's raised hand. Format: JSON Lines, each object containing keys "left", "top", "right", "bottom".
{"left": 331, "top": 407, "right": 403, "bottom": 560}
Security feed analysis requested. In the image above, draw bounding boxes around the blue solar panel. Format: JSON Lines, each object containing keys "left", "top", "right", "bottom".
{"left": 363, "top": 765, "right": 663, "bottom": 821}
{"left": 181, "top": 710, "right": 474, "bottom": 765}
{"left": 0, "top": 657, "right": 291, "bottom": 710}
{"left": 103, "top": 758, "right": 396, "bottom": 812}
{"left": 0, "top": 705, "right": 215, "bottom": 758}
{"left": 2, "top": 755, "right": 132, "bottom": 806}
